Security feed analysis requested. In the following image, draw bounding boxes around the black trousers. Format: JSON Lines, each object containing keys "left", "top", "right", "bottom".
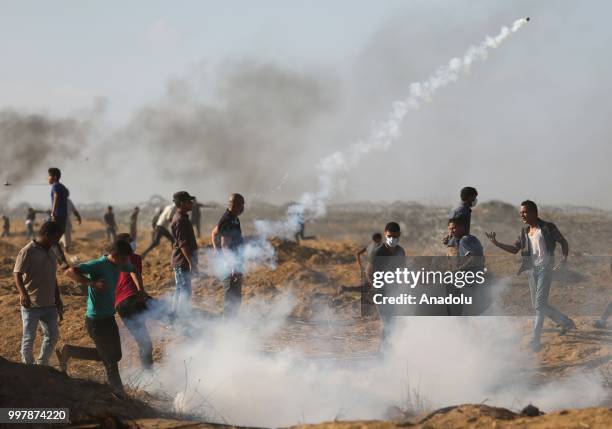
{"left": 142, "top": 226, "right": 174, "bottom": 257}
{"left": 85, "top": 316, "right": 123, "bottom": 390}
{"left": 223, "top": 275, "right": 242, "bottom": 318}
{"left": 116, "top": 296, "right": 153, "bottom": 369}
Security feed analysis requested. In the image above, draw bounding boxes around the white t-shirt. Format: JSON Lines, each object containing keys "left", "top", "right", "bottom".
{"left": 528, "top": 227, "right": 549, "bottom": 266}
{"left": 156, "top": 204, "right": 176, "bottom": 229}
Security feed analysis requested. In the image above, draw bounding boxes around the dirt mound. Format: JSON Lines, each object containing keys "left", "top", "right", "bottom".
{"left": 0, "top": 356, "right": 163, "bottom": 424}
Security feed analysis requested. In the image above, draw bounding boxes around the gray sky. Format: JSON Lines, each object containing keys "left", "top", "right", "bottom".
{"left": 2, "top": 1, "right": 612, "bottom": 209}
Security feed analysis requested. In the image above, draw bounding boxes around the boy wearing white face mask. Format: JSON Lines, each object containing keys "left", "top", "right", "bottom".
{"left": 367, "top": 222, "right": 406, "bottom": 346}
{"left": 443, "top": 186, "right": 478, "bottom": 252}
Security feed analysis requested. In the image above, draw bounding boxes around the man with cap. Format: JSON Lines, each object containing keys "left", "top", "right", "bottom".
{"left": 171, "top": 191, "right": 198, "bottom": 317}
{"left": 211, "top": 193, "right": 245, "bottom": 318}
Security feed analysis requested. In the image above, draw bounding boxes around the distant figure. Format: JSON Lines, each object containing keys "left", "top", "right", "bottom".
{"left": 61, "top": 198, "right": 82, "bottom": 252}
{"left": 486, "top": 200, "right": 576, "bottom": 352}
{"left": 142, "top": 204, "right": 175, "bottom": 258}
{"left": 593, "top": 258, "right": 612, "bottom": 329}
{"left": 47, "top": 167, "right": 70, "bottom": 267}
{"left": 367, "top": 222, "right": 406, "bottom": 346}
{"left": 60, "top": 239, "right": 136, "bottom": 392}
{"left": 2, "top": 215, "right": 10, "bottom": 237}
{"left": 212, "top": 193, "right": 245, "bottom": 318}
{"left": 13, "top": 221, "right": 64, "bottom": 365}
{"left": 129, "top": 207, "right": 139, "bottom": 247}
{"left": 114, "top": 233, "right": 153, "bottom": 369}
{"left": 25, "top": 208, "right": 45, "bottom": 240}
{"left": 290, "top": 205, "right": 315, "bottom": 244}
{"left": 443, "top": 186, "right": 478, "bottom": 249}
{"left": 170, "top": 192, "right": 198, "bottom": 317}
{"left": 190, "top": 198, "right": 215, "bottom": 238}
{"left": 103, "top": 206, "right": 117, "bottom": 243}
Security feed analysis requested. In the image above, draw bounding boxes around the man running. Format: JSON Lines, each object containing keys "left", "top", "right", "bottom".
{"left": 142, "top": 204, "right": 175, "bottom": 258}
{"left": 47, "top": 167, "right": 70, "bottom": 266}
{"left": 212, "top": 193, "right": 245, "bottom": 318}
{"left": 170, "top": 192, "right": 198, "bottom": 317}
{"left": 104, "top": 206, "right": 117, "bottom": 243}
{"left": 486, "top": 200, "right": 576, "bottom": 351}
{"left": 60, "top": 239, "right": 136, "bottom": 392}
{"left": 13, "top": 221, "right": 64, "bottom": 365}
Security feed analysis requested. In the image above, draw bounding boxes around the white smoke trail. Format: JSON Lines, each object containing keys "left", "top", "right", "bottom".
{"left": 254, "top": 17, "right": 529, "bottom": 240}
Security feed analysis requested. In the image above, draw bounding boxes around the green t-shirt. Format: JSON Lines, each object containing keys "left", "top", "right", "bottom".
{"left": 78, "top": 255, "right": 134, "bottom": 319}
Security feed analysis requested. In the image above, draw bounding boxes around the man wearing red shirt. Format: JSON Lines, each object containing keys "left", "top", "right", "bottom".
{"left": 114, "top": 233, "right": 153, "bottom": 369}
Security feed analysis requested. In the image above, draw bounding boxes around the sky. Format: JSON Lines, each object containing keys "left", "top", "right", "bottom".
{"left": 1, "top": 0, "right": 612, "bottom": 209}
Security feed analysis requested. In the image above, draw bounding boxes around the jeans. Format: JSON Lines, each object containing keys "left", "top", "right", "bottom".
{"left": 142, "top": 226, "right": 174, "bottom": 257}
{"left": 106, "top": 226, "right": 116, "bottom": 243}
{"left": 173, "top": 268, "right": 192, "bottom": 316}
{"left": 223, "top": 274, "right": 242, "bottom": 318}
{"left": 116, "top": 296, "right": 153, "bottom": 369}
{"left": 528, "top": 265, "right": 572, "bottom": 343}
{"left": 86, "top": 316, "right": 123, "bottom": 390}
{"left": 21, "top": 306, "right": 59, "bottom": 365}
{"left": 26, "top": 223, "right": 34, "bottom": 239}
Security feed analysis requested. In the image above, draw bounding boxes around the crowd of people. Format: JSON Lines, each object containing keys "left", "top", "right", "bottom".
{"left": 8, "top": 171, "right": 612, "bottom": 393}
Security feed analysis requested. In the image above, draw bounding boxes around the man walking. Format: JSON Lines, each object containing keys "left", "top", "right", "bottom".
{"left": 47, "top": 167, "right": 70, "bottom": 266}
{"left": 142, "top": 204, "right": 175, "bottom": 258}
{"left": 62, "top": 239, "right": 135, "bottom": 392}
{"left": 366, "top": 222, "right": 406, "bottom": 345}
{"left": 211, "top": 193, "right": 245, "bottom": 318}
{"left": 171, "top": 192, "right": 198, "bottom": 317}
{"left": 13, "top": 221, "right": 64, "bottom": 365}
{"left": 61, "top": 198, "right": 82, "bottom": 252}
{"left": 104, "top": 206, "right": 117, "bottom": 243}
{"left": 486, "top": 200, "right": 576, "bottom": 351}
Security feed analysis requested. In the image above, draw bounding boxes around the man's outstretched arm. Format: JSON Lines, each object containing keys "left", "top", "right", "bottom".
{"left": 485, "top": 232, "right": 521, "bottom": 254}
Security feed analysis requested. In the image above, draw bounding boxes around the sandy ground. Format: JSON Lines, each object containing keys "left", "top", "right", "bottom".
{"left": 0, "top": 201, "right": 610, "bottom": 428}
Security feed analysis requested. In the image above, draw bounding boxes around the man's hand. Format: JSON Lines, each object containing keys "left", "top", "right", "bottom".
{"left": 554, "top": 256, "right": 568, "bottom": 271}
{"left": 442, "top": 235, "right": 450, "bottom": 245}
{"left": 20, "top": 293, "right": 31, "bottom": 308}
{"left": 91, "top": 280, "right": 106, "bottom": 291}
{"left": 485, "top": 232, "right": 498, "bottom": 244}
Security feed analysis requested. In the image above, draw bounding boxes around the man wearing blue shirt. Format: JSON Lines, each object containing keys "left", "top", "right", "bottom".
{"left": 47, "top": 167, "right": 70, "bottom": 266}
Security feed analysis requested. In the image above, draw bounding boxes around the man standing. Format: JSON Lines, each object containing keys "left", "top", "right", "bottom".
{"left": 62, "top": 239, "right": 135, "bottom": 392}
{"left": 104, "top": 206, "right": 117, "bottom": 243}
{"left": 61, "top": 198, "right": 82, "bottom": 252}
{"left": 2, "top": 215, "right": 10, "bottom": 237}
{"left": 13, "top": 221, "right": 63, "bottom": 365}
{"left": 47, "top": 168, "right": 70, "bottom": 266}
{"left": 211, "top": 193, "right": 245, "bottom": 318}
{"left": 443, "top": 187, "right": 478, "bottom": 250}
{"left": 366, "top": 222, "right": 406, "bottom": 344}
{"left": 170, "top": 192, "right": 198, "bottom": 317}
{"left": 142, "top": 204, "right": 175, "bottom": 258}
{"left": 129, "top": 207, "right": 139, "bottom": 247}
{"left": 486, "top": 200, "right": 576, "bottom": 351}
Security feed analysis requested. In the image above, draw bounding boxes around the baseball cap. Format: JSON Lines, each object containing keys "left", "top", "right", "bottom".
{"left": 173, "top": 191, "right": 196, "bottom": 203}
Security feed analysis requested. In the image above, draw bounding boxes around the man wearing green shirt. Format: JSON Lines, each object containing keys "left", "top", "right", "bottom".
{"left": 63, "top": 239, "right": 135, "bottom": 391}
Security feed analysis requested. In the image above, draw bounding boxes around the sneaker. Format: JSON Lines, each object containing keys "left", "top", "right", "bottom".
{"left": 55, "top": 347, "right": 67, "bottom": 373}
{"left": 559, "top": 319, "right": 577, "bottom": 336}
{"left": 593, "top": 319, "right": 607, "bottom": 329}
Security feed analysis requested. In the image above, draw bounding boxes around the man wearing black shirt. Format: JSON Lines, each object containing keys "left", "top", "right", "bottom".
{"left": 366, "top": 222, "right": 406, "bottom": 346}
{"left": 211, "top": 193, "right": 245, "bottom": 318}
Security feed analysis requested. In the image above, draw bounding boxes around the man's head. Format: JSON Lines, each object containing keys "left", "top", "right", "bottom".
{"left": 460, "top": 187, "right": 478, "bottom": 206}
{"left": 134, "top": 206, "right": 139, "bottom": 213}
{"left": 108, "top": 238, "right": 133, "bottom": 265}
{"left": 384, "top": 222, "right": 401, "bottom": 248}
{"left": 48, "top": 167, "right": 61, "bottom": 184}
{"left": 116, "top": 233, "right": 132, "bottom": 242}
{"left": 448, "top": 216, "right": 468, "bottom": 240}
{"left": 519, "top": 200, "right": 539, "bottom": 224}
{"left": 173, "top": 191, "right": 195, "bottom": 212}
{"left": 38, "top": 221, "right": 62, "bottom": 247}
{"left": 228, "top": 193, "right": 245, "bottom": 216}
{"left": 28, "top": 207, "right": 34, "bottom": 213}
{"left": 107, "top": 205, "right": 113, "bottom": 212}
{"left": 372, "top": 232, "right": 382, "bottom": 244}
